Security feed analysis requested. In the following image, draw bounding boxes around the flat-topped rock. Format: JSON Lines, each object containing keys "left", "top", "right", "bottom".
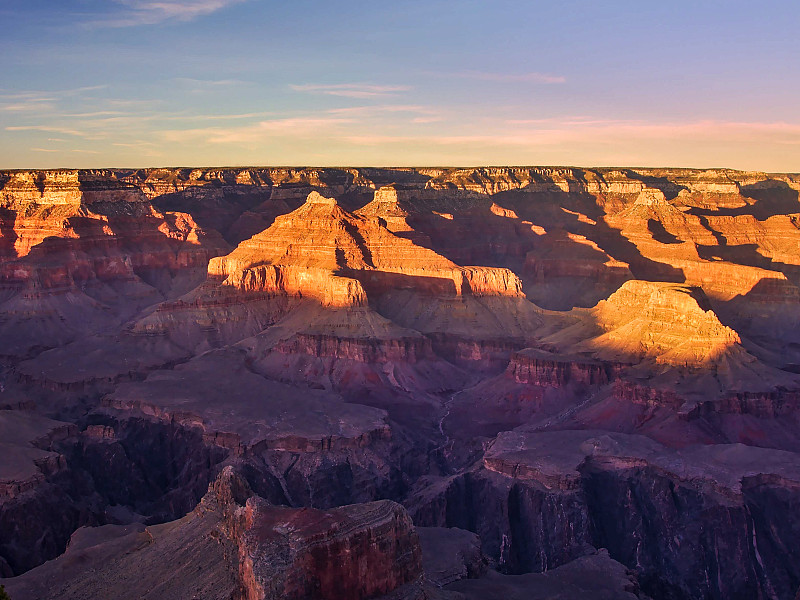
{"left": 239, "top": 496, "right": 422, "bottom": 599}
{"left": 417, "top": 527, "right": 486, "bottom": 587}
{"left": 304, "top": 190, "right": 338, "bottom": 205}
{"left": 485, "top": 429, "right": 800, "bottom": 495}
{"left": 104, "top": 348, "right": 390, "bottom": 453}
{"left": 445, "top": 549, "right": 642, "bottom": 600}
{"left": 0, "top": 411, "right": 75, "bottom": 497}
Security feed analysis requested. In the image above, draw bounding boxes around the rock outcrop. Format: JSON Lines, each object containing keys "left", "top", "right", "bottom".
{"left": 208, "top": 190, "right": 523, "bottom": 307}
{"left": 444, "top": 549, "right": 644, "bottom": 600}
{"left": 416, "top": 526, "right": 487, "bottom": 587}
{"left": 410, "top": 429, "right": 800, "bottom": 600}
{"left": 231, "top": 494, "right": 422, "bottom": 599}
{"left": 100, "top": 347, "right": 413, "bottom": 509}
{"left": 4, "top": 467, "right": 424, "bottom": 600}
{"left": 0, "top": 411, "right": 81, "bottom": 575}
{"left": 508, "top": 349, "right": 622, "bottom": 387}
{"left": 0, "top": 171, "right": 229, "bottom": 356}
{"left": 547, "top": 280, "right": 742, "bottom": 366}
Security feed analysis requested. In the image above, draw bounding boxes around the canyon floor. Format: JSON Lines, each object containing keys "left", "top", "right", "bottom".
{"left": 1, "top": 167, "right": 800, "bottom": 600}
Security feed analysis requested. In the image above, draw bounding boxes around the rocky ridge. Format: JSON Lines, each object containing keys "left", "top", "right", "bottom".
{"left": 4, "top": 467, "right": 424, "bottom": 600}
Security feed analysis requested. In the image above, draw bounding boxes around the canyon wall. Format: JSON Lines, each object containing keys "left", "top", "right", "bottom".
{"left": 2, "top": 166, "right": 800, "bottom": 599}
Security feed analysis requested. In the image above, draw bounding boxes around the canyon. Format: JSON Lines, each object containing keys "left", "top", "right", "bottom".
{"left": 1, "top": 166, "right": 800, "bottom": 599}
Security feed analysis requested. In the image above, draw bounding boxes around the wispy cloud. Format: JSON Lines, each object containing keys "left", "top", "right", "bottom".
{"left": 1, "top": 102, "right": 56, "bottom": 112}
{"left": 0, "top": 85, "right": 107, "bottom": 113}
{"left": 87, "top": 0, "right": 246, "bottom": 28}
{"left": 7, "top": 125, "right": 94, "bottom": 138}
{"left": 174, "top": 77, "right": 248, "bottom": 87}
{"left": 325, "top": 104, "right": 445, "bottom": 124}
{"left": 507, "top": 116, "right": 618, "bottom": 126}
{"left": 162, "top": 115, "right": 357, "bottom": 144}
{"left": 342, "top": 119, "right": 800, "bottom": 149}
{"left": 290, "top": 83, "right": 411, "bottom": 99}
{"left": 325, "top": 105, "right": 432, "bottom": 117}
{"left": 446, "top": 71, "right": 566, "bottom": 84}
{"left": 156, "top": 105, "right": 450, "bottom": 146}
{"left": 160, "top": 111, "right": 275, "bottom": 121}
{"left": 61, "top": 111, "right": 130, "bottom": 118}
{"left": 502, "top": 118, "right": 800, "bottom": 142}
{"left": 0, "top": 86, "right": 106, "bottom": 102}
{"left": 0, "top": 92, "right": 55, "bottom": 103}
{"left": 112, "top": 141, "right": 159, "bottom": 148}
{"left": 105, "top": 99, "right": 162, "bottom": 109}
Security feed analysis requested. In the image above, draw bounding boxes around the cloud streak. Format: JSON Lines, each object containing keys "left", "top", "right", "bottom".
{"left": 174, "top": 78, "right": 249, "bottom": 87}
{"left": 7, "top": 125, "right": 95, "bottom": 138}
{"left": 325, "top": 105, "right": 434, "bottom": 117}
{"left": 443, "top": 71, "right": 567, "bottom": 84}
{"left": 162, "top": 115, "right": 357, "bottom": 144}
{"left": 88, "top": 0, "right": 246, "bottom": 28}
{"left": 290, "top": 83, "right": 411, "bottom": 99}
{"left": 8, "top": 97, "right": 800, "bottom": 171}
{"left": 0, "top": 85, "right": 108, "bottom": 113}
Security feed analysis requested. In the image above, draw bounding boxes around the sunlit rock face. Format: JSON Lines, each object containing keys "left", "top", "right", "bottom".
{"left": 208, "top": 190, "right": 523, "bottom": 307}
{"left": 0, "top": 170, "right": 230, "bottom": 357}
{"left": 3, "top": 166, "right": 800, "bottom": 600}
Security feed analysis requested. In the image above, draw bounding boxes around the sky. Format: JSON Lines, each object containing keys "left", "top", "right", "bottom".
{"left": 1, "top": 0, "right": 799, "bottom": 170}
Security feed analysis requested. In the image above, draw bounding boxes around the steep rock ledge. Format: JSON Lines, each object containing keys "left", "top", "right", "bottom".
{"left": 409, "top": 430, "right": 800, "bottom": 600}
{"left": 4, "top": 467, "right": 425, "bottom": 600}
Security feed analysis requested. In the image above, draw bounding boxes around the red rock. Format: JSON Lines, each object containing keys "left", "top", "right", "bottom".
{"left": 233, "top": 495, "right": 422, "bottom": 600}
{"left": 4, "top": 467, "right": 424, "bottom": 600}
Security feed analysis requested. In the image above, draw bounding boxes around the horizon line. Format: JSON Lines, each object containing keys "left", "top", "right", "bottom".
{"left": 1, "top": 164, "right": 796, "bottom": 175}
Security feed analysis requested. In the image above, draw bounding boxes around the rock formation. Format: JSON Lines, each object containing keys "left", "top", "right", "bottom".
{"left": 0, "top": 411, "right": 79, "bottom": 575}
{"left": 3, "top": 468, "right": 424, "bottom": 600}
{"left": 3, "top": 166, "right": 800, "bottom": 600}
{"left": 0, "top": 170, "right": 229, "bottom": 356}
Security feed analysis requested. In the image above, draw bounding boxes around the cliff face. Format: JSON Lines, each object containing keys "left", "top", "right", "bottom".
{"left": 0, "top": 411, "right": 82, "bottom": 575}
{"left": 3, "top": 467, "right": 424, "bottom": 600}
{"left": 3, "top": 166, "right": 800, "bottom": 600}
{"left": 0, "top": 170, "right": 229, "bottom": 356}
{"left": 234, "top": 496, "right": 422, "bottom": 600}
{"left": 207, "top": 190, "right": 523, "bottom": 307}
{"left": 410, "top": 430, "right": 800, "bottom": 600}
{"left": 509, "top": 349, "right": 622, "bottom": 387}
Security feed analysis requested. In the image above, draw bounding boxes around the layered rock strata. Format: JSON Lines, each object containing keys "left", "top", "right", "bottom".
{"left": 3, "top": 167, "right": 800, "bottom": 600}
{"left": 4, "top": 467, "right": 424, "bottom": 600}
{"left": 0, "top": 411, "right": 80, "bottom": 575}
{"left": 410, "top": 429, "right": 800, "bottom": 600}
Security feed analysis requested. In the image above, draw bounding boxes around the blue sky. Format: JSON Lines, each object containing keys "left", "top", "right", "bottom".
{"left": 2, "top": 0, "right": 799, "bottom": 169}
